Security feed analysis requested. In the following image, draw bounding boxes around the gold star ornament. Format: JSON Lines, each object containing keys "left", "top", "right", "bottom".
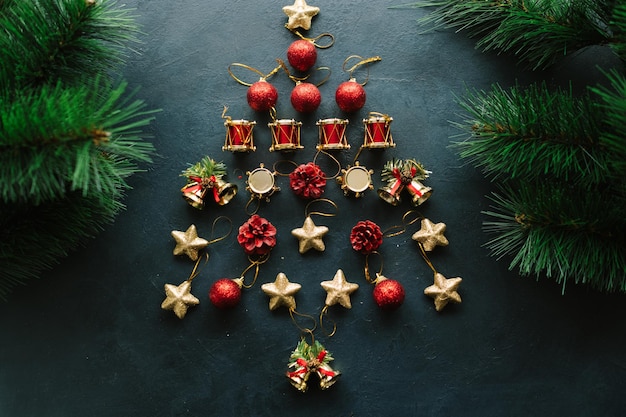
{"left": 424, "top": 272, "right": 462, "bottom": 312}
{"left": 291, "top": 216, "right": 329, "bottom": 254}
{"left": 412, "top": 218, "right": 449, "bottom": 252}
{"left": 261, "top": 272, "right": 302, "bottom": 311}
{"left": 171, "top": 224, "right": 209, "bottom": 261}
{"left": 320, "top": 269, "right": 359, "bottom": 309}
{"left": 161, "top": 280, "right": 200, "bottom": 319}
{"left": 283, "top": 0, "right": 320, "bottom": 30}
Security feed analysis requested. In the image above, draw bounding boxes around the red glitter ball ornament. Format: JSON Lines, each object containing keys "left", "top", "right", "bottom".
{"left": 335, "top": 80, "right": 366, "bottom": 113}
{"left": 372, "top": 277, "right": 405, "bottom": 310}
{"left": 209, "top": 278, "right": 242, "bottom": 309}
{"left": 291, "top": 82, "right": 321, "bottom": 113}
{"left": 287, "top": 39, "right": 317, "bottom": 72}
{"left": 237, "top": 214, "right": 277, "bottom": 256}
{"left": 350, "top": 220, "right": 383, "bottom": 254}
{"left": 289, "top": 162, "right": 326, "bottom": 199}
{"left": 247, "top": 80, "right": 278, "bottom": 112}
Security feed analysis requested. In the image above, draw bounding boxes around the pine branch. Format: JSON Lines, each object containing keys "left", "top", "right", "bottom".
{"left": 0, "top": 0, "right": 139, "bottom": 91}
{"left": 406, "top": 0, "right": 615, "bottom": 70}
{"left": 591, "top": 69, "right": 626, "bottom": 180}
{"left": 0, "top": 190, "right": 123, "bottom": 300}
{"left": 610, "top": 2, "right": 626, "bottom": 61}
{"left": 0, "top": 80, "right": 156, "bottom": 205}
{"left": 483, "top": 180, "right": 626, "bottom": 293}
{"left": 452, "top": 82, "right": 609, "bottom": 185}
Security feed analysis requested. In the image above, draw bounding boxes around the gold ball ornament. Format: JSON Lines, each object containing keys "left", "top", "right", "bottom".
{"left": 411, "top": 218, "right": 449, "bottom": 252}
{"left": 161, "top": 280, "right": 200, "bottom": 319}
{"left": 261, "top": 272, "right": 302, "bottom": 311}
{"left": 320, "top": 269, "right": 359, "bottom": 309}
{"left": 291, "top": 216, "right": 329, "bottom": 254}
{"left": 171, "top": 224, "right": 209, "bottom": 261}
{"left": 282, "top": 0, "right": 320, "bottom": 30}
{"left": 424, "top": 272, "right": 462, "bottom": 312}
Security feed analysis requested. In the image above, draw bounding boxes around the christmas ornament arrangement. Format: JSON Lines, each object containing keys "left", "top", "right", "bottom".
{"left": 158, "top": 0, "right": 464, "bottom": 392}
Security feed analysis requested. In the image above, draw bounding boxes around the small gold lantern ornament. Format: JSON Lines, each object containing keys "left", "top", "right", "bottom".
{"left": 180, "top": 157, "right": 238, "bottom": 209}
{"left": 362, "top": 112, "right": 395, "bottom": 149}
{"left": 245, "top": 163, "right": 280, "bottom": 202}
{"left": 378, "top": 158, "right": 432, "bottom": 206}
{"left": 337, "top": 161, "right": 374, "bottom": 198}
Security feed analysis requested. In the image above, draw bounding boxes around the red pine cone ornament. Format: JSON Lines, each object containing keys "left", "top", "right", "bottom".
{"left": 289, "top": 162, "right": 327, "bottom": 199}
{"left": 287, "top": 39, "right": 317, "bottom": 72}
{"left": 335, "top": 79, "right": 366, "bottom": 113}
{"left": 350, "top": 220, "right": 383, "bottom": 254}
{"left": 291, "top": 82, "right": 322, "bottom": 113}
{"left": 247, "top": 80, "right": 278, "bottom": 112}
{"left": 209, "top": 278, "right": 243, "bottom": 308}
{"left": 237, "top": 214, "right": 277, "bottom": 255}
{"left": 372, "top": 276, "right": 405, "bottom": 310}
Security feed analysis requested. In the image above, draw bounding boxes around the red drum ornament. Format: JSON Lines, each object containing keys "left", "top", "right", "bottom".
{"left": 362, "top": 112, "right": 395, "bottom": 149}
{"left": 269, "top": 118, "right": 304, "bottom": 151}
{"left": 291, "top": 82, "right": 321, "bottom": 113}
{"left": 316, "top": 118, "right": 349, "bottom": 150}
{"left": 223, "top": 118, "right": 256, "bottom": 152}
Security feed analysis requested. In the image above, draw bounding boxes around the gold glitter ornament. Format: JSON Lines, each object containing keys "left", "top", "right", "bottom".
{"left": 424, "top": 272, "right": 462, "bottom": 312}
{"left": 283, "top": 0, "right": 319, "bottom": 30}
{"left": 161, "top": 280, "right": 200, "bottom": 319}
{"left": 171, "top": 224, "right": 209, "bottom": 261}
{"left": 320, "top": 269, "right": 359, "bottom": 309}
{"left": 261, "top": 272, "right": 302, "bottom": 311}
{"left": 291, "top": 216, "right": 328, "bottom": 253}
{"left": 411, "top": 218, "right": 449, "bottom": 252}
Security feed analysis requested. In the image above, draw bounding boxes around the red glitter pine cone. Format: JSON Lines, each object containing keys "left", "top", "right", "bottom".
{"left": 237, "top": 214, "right": 277, "bottom": 255}
{"left": 289, "top": 162, "right": 326, "bottom": 199}
{"left": 350, "top": 220, "right": 383, "bottom": 254}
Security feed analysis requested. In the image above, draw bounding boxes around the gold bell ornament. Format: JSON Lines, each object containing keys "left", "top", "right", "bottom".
{"left": 378, "top": 158, "right": 432, "bottom": 206}
{"left": 180, "top": 157, "right": 238, "bottom": 209}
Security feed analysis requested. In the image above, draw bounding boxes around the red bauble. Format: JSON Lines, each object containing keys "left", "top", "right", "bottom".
{"left": 209, "top": 278, "right": 242, "bottom": 309}
{"left": 291, "top": 82, "right": 321, "bottom": 113}
{"left": 372, "top": 278, "right": 405, "bottom": 310}
{"left": 335, "top": 80, "right": 366, "bottom": 113}
{"left": 247, "top": 80, "right": 278, "bottom": 112}
{"left": 287, "top": 40, "right": 317, "bottom": 72}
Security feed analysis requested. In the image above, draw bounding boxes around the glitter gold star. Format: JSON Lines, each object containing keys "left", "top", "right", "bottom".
{"left": 424, "top": 272, "right": 462, "bottom": 312}
{"left": 171, "top": 224, "right": 209, "bottom": 261}
{"left": 291, "top": 216, "right": 329, "bottom": 254}
{"left": 161, "top": 280, "right": 200, "bottom": 319}
{"left": 320, "top": 269, "right": 359, "bottom": 309}
{"left": 282, "top": 0, "right": 320, "bottom": 30}
{"left": 261, "top": 272, "right": 302, "bottom": 311}
{"left": 412, "top": 218, "right": 449, "bottom": 252}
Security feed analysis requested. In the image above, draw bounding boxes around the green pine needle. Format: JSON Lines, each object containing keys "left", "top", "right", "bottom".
{"left": 0, "top": 80, "right": 156, "bottom": 205}
{"left": 452, "top": 82, "right": 608, "bottom": 185}
{"left": 404, "top": 0, "right": 615, "bottom": 70}
{"left": 483, "top": 180, "right": 626, "bottom": 293}
{"left": 0, "top": 0, "right": 139, "bottom": 90}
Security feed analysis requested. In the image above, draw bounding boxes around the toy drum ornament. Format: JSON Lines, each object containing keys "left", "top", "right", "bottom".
{"left": 316, "top": 118, "right": 350, "bottom": 151}
{"left": 362, "top": 112, "right": 395, "bottom": 149}
{"left": 223, "top": 119, "right": 256, "bottom": 152}
{"left": 338, "top": 162, "right": 374, "bottom": 198}
{"left": 269, "top": 119, "right": 303, "bottom": 152}
{"left": 246, "top": 164, "right": 280, "bottom": 201}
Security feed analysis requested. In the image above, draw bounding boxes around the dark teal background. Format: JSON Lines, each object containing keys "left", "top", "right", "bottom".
{"left": 2, "top": 1, "right": 626, "bottom": 416}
